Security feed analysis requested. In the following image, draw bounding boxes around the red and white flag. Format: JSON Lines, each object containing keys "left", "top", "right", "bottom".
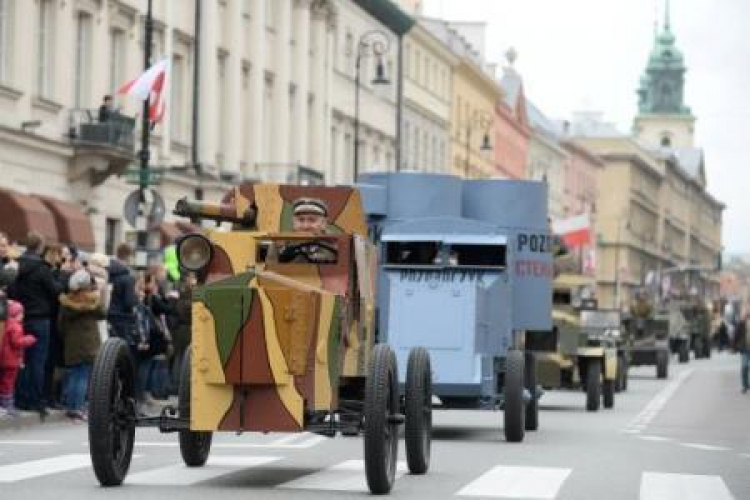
{"left": 552, "top": 213, "right": 591, "bottom": 248}
{"left": 118, "top": 58, "right": 170, "bottom": 124}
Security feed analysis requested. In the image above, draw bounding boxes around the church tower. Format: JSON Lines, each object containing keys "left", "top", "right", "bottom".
{"left": 632, "top": 0, "right": 696, "bottom": 148}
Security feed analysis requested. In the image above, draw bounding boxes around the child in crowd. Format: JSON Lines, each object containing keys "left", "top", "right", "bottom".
{"left": 59, "top": 269, "right": 106, "bottom": 422}
{"left": 0, "top": 301, "right": 36, "bottom": 416}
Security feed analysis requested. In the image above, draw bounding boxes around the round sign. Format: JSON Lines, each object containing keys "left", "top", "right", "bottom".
{"left": 123, "top": 188, "right": 166, "bottom": 229}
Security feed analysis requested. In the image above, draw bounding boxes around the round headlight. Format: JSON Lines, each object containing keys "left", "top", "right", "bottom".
{"left": 177, "top": 234, "right": 213, "bottom": 272}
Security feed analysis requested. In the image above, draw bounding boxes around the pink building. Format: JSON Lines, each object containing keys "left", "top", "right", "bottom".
{"left": 495, "top": 56, "right": 531, "bottom": 179}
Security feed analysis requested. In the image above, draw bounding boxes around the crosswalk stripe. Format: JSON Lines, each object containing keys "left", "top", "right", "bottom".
{"left": 0, "top": 454, "right": 91, "bottom": 482}
{"left": 0, "top": 440, "right": 58, "bottom": 446}
{"left": 126, "top": 456, "right": 281, "bottom": 485}
{"left": 278, "top": 459, "right": 408, "bottom": 492}
{"left": 457, "top": 465, "right": 572, "bottom": 499}
{"left": 640, "top": 472, "right": 734, "bottom": 500}
{"left": 679, "top": 443, "right": 730, "bottom": 452}
{"left": 128, "top": 435, "right": 326, "bottom": 450}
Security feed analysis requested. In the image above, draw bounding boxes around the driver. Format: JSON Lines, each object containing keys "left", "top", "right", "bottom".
{"left": 278, "top": 198, "right": 337, "bottom": 263}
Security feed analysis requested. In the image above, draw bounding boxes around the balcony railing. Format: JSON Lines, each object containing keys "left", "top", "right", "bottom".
{"left": 68, "top": 109, "right": 136, "bottom": 154}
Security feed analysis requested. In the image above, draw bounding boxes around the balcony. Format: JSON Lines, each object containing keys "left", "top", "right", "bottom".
{"left": 68, "top": 109, "right": 137, "bottom": 186}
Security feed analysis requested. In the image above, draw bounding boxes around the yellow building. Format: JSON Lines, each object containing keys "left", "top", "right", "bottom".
{"left": 420, "top": 19, "right": 500, "bottom": 179}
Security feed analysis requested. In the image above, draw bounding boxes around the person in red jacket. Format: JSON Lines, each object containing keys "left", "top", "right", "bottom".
{"left": 0, "top": 300, "right": 36, "bottom": 414}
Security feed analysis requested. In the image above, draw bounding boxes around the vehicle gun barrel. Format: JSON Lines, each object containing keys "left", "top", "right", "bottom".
{"left": 173, "top": 197, "right": 256, "bottom": 227}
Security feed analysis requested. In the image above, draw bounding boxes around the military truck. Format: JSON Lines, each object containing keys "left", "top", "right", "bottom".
{"left": 664, "top": 302, "right": 690, "bottom": 363}
{"left": 359, "top": 172, "right": 552, "bottom": 443}
{"left": 87, "top": 184, "right": 432, "bottom": 495}
{"left": 681, "top": 300, "right": 712, "bottom": 359}
{"left": 527, "top": 274, "right": 620, "bottom": 412}
{"left": 622, "top": 293, "right": 670, "bottom": 379}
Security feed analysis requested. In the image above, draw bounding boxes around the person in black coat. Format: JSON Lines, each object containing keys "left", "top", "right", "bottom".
{"left": 9, "top": 232, "right": 64, "bottom": 415}
{"left": 107, "top": 243, "right": 138, "bottom": 352}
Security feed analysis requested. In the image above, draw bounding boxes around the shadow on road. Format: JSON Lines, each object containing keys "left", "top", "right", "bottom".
{"left": 431, "top": 425, "right": 500, "bottom": 442}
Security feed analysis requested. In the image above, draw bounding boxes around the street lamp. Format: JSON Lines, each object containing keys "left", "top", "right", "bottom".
{"left": 353, "top": 30, "right": 391, "bottom": 181}
{"left": 462, "top": 111, "right": 493, "bottom": 179}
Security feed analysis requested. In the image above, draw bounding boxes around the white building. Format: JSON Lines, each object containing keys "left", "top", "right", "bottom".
{"left": 0, "top": 0, "right": 404, "bottom": 253}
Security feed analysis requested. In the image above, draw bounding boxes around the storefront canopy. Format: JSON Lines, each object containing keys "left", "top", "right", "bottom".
{"left": 0, "top": 188, "right": 58, "bottom": 245}
{"left": 36, "top": 195, "right": 96, "bottom": 252}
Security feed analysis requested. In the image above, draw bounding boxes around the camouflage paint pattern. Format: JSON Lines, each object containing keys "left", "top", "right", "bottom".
{"left": 187, "top": 185, "right": 377, "bottom": 433}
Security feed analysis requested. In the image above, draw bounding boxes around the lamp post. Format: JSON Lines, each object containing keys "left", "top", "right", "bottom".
{"left": 463, "top": 111, "right": 493, "bottom": 179}
{"left": 353, "top": 30, "right": 391, "bottom": 182}
{"left": 139, "top": 0, "right": 154, "bottom": 204}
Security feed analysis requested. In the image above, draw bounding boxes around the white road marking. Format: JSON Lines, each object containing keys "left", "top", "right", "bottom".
{"left": 0, "top": 453, "right": 140, "bottom": 482}
{"left": 625, "top": 369, "right": 693, "bottom": 433}
{"left": 679, "top": 443, "right": 731, "bottom": 452}
{"left": 640, "top": 472, "right": 734, "bottom": 500}
{"left": 638, "top": 435, "right": 674, "bottom": 442}
{"left": 457, "top": 465, "right": 572, "bottom": 499}
{"left": 740, "top": 453, "right": 750, "bottom": 459}
{"left": 129, "top": 434, "right": 326, "bottom": 450}
{"left": 0, "top": 440, "right": 59, "bottom": 446}
{"left": 279, "top": 459, "right": 408, "bottom": 492}
{"left": 126, "top": 456, "right": 280, "bottom": 485}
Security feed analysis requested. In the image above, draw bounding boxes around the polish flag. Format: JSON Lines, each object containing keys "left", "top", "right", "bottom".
{"left": 118, "top": 58, "right": 170, "bottom": 124}
{"left": 552, "top": 213, "right": 591, "bottom": 248}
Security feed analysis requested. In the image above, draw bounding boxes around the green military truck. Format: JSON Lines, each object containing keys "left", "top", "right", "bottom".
{"left": 527, "top": 274, "right": 620, "bottom": 412}
{"left": 622, "top": 294, "right": 670, "bottom": 379}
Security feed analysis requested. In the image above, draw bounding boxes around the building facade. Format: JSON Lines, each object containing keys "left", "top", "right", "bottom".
{"left": 0, "top": 0, "right": 405, "bottom": 252}
{"left": 494, "top": 50, "right": 530, "bottom": 180}
{"left": 526, "top": 101, "right": 567, "bottom": 219}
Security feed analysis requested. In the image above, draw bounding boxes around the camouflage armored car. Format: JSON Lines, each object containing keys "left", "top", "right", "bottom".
{"left": 87, "top": 184, "right": 432, "bottom": 495}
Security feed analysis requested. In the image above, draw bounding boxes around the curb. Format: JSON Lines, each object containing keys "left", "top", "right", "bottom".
{"left": 0, "top": 410, "right": 69, "bottom": 432}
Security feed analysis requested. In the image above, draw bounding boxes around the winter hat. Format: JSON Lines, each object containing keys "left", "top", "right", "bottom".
{"left": 69, "top": 269, "right": 93, "bottom": 292}
{"left": 87, "top": 252, "right": 109, "bottom": 280}
{"left": 8, "top": 300, "right": 23, "bottom": 319}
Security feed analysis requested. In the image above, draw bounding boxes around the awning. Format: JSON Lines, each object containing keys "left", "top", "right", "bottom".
{"left": 0, "top": 188, "right": 58, "bottom": 244}
{"left": 36, "top": 195, "right": 96, "bottom": 252}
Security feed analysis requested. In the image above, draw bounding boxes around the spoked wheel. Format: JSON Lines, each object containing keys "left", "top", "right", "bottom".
{"left": 585, "top": 360, "right": 601, "bottom": 412}
{"left": 364, "top": 344, "right": 400, "bottom": 495}
{"left": 656, "top": 350, "right": 669, "bottom": 379}
{"left": 603, "top": 378, "right": 615, "bottom": 409}
{"left": 88, "top": 338, "right": 136, "bottom": 486}
{"left": 405, "top": 347, "right": 432, "bottom": 475}
{"left": 178, "top": 347, "right": 212, "bottom": 466}
{"left": 504, "top": 350, "right": 525, "bottom": 443}
{"left": 524, "top": 351, "right": 539, "bottom": 431}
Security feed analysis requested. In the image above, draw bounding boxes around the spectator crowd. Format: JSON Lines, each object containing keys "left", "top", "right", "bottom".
{"left": 0, "top": 230, "right": 193, "bottom": 423}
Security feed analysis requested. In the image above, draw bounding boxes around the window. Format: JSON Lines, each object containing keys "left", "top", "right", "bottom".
{"left": 109, "top": 29, "right": 126, "bottom": 95}
{"left": 105, "top": 218, "right": 121, "bottom": 256}
{"left": 385, "top": 241, "right": 440, "bottom": 266}
{"left": 0, "top": 0, "right": 11, "bottom": 82}
{"left": 344, "top": 31, "right": 354, "bottom": 75}
{"left": 171, "top": 54, "right": 185, "bottom": 141}
{"left": 37, "top": 0, "right": 56, "bottom": 98}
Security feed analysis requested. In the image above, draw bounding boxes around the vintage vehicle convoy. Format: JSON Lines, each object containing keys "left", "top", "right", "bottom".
{"left": 527, "top": 274, "right": 620, "bottom": 412}
{"left": 358, "top": 172, "right": 552, "bottom": 443}
{"left": 87, "top": 184, "right": 432, "bottom": 495}
{"left": 622, "top": 295, "right": 670, "bottom": 379}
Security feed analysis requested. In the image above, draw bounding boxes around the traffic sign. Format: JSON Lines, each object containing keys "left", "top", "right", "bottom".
{"left": 123, "top": 188, "right": 166, "bottom": 229}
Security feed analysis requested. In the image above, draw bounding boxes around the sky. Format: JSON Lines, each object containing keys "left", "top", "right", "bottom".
{"left": 422, "top": 0, "right": 750, "bottom": 255}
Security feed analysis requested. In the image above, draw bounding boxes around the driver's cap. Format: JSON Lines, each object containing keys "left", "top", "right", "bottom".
{"left": 292, "top": 198, "right": 328, "bottom": 217}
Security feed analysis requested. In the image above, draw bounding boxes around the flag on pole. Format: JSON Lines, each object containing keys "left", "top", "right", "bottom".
{"left": 552, "top": 213, "right": 591, "bottom": 248}
{"left": 118, "top": 57, "right": 170, "bottom": 124}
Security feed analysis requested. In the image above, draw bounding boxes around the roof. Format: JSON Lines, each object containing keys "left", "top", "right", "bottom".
{"left": 673, "top": 147, "right": 703, "bottom": 178}
{"left": 526, "top": 100, "right": 559, "bottom": 140}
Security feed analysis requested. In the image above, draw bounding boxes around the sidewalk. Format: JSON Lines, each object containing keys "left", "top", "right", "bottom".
{"left": 0, "top": 408, "right": 68, "bottom": 431}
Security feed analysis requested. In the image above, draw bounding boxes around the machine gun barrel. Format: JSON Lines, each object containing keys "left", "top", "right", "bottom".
{"left": 173, "top": 197, "right": 256, "bottom": 227}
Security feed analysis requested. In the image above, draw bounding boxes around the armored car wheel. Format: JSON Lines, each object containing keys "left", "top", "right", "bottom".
{"left": 603, "top": 379, "right": 615, "bottom": 409}
{"left": 524, "top": 351, "right": 539, "bottom": 431}
{"left": 88, "top": 338, "right": 136, "bottom": 486}
{"left": 656, "top": 350, "right": 669, "bottom": 379}
{"left": 616, "top": 354, "right": 629, "bottom": 392}
{"left": 504, "top": 350, "right": 525, "bottom": 443}
{"left": 678, "top": 341, "right": 689, "bottom": 363}
{"left": 178, "top": 347, "right": 212, "bottom": 467}
{"left": 585, "top": 360, "right": 601, "bottom": 412}
{"left": 405, "top": 347, "right": 432, "bottom": 475}
{"left": 364, "top": 344, "right": 400, "bottom": 495}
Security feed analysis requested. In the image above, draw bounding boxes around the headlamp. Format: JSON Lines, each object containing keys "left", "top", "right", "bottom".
{"left": 176, "top": 234, "right": 213, "bottom": 272}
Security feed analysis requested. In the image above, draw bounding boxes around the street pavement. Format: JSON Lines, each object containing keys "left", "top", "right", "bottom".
{"left": 0, "top": 351, "right": 747, "bottom": 499}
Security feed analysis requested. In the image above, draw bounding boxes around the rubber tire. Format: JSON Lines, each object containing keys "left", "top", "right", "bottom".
{"left": 693, "top": 338, "right": 703, "bottom": 359}
{"left": 704, "top": 341, "right": 712, "bottom": 359}
{"left": 678, "top": 342, "right": 689, "bottom": 364}
{"left": 656, "top": 350, "right": 669, "bottom": 379}
{"left": 405, "top": 347, "right": 432, "bottom": 475}
{"left": 524, "top": 351, "right": 539, "bottom": 432}
{"left": 178, "top": 347, "right": 212, "bottom": 467}
{"left": 504, "top": 350, "right": 525, "bottom": 443}
{"left": 88, "top": 338, "right": 136, "bottom": 486}
{"left": 364, "top": 344, "right": 399, "bottom": 495}
{"left": 585, "top": 360, "right": 601, "bottom": 412}
{"left": 620, "top": 355, "right": 629, "bottom": 392}
{"left": 603, "top": 379, "right": 615, "bottom": 409}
